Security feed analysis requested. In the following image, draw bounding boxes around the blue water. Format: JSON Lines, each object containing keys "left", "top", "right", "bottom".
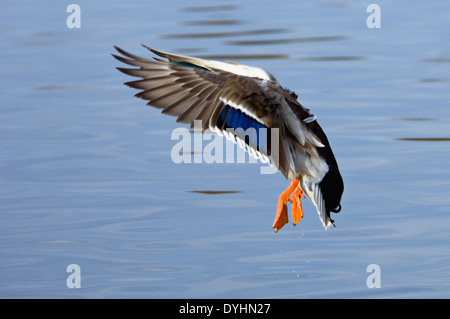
{"left": 1, "top": 0, "right": 450, "bottom": 298}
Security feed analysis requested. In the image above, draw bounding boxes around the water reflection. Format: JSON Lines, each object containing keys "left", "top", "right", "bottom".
{"left": 162, "top": 28, "right": 289, "bottom": 39}
{"left": 227, "top": 35, "right": 348, "bottom": 46}
{"left": 394, "top": 137, "right": 450, "bottom": 142}
{"left": 183, "top": 20, "right": 242, "bottom": 26}
{"left": 188, "top": 190, "right": 241, "bottom": 195}
{"left": 181, "top": 5, "right": 238, "bottom": 13}
{"left": 298, "top": 56, "right": 366, "bottom": 61}
{"left": 33, "top": 85, "right": 74, "bottom": 91}
{"left": 394, "top": 117, "right": 437, "bottom": 121}
{"left": 418, "top": 78, "right": 449, "bottom": 83}
{"left": 421, "top": 58, "right": 450, "bottom": 63}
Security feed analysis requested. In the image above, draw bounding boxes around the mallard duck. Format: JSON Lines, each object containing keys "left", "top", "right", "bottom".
{"left": 112, "top": 45, "right": 344, "bottom": 231}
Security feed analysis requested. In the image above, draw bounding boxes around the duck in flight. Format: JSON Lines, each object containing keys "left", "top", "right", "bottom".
{"left": 112, "top": 45, "right": 344, "bottom": 231}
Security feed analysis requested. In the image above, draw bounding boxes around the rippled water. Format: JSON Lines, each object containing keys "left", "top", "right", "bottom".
{"left": 1, "top": 0, "right": 450, "bottom": 298}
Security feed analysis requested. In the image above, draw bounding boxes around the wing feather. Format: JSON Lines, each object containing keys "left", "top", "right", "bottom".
{"left": 113, "top": 45, "right": 322, "bottom": 178}
{"left": 301, "top": 178, "right": 333, "bottom": 229}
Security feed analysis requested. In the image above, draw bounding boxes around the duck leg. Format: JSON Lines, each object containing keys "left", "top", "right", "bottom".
{"left": 291, "top": 184, "right": 305, "bottom": 226}
{"left": 273, "top": 178, "right": 299, "bottom": 232}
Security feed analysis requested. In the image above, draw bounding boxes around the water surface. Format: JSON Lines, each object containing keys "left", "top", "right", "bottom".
{"left": 1, "top": 0, "right": 450, "bottom": 298}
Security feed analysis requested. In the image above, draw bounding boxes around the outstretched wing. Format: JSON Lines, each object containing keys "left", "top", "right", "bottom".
{"left": 112, "top": 45, "right": 323, "bottom": 179}
{"left": 113, "top": 46, "right": 227, "bottom": 130}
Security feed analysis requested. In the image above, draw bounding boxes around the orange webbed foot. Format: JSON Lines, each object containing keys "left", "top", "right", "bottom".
{"left": 291, "top": 184, "right": 305, "bottom": 226}
{"left": 273, "top": 200, "right": 288, "bottom": 233}
{"left": 273, "top": 178, "right": 299, "bottom": 232}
